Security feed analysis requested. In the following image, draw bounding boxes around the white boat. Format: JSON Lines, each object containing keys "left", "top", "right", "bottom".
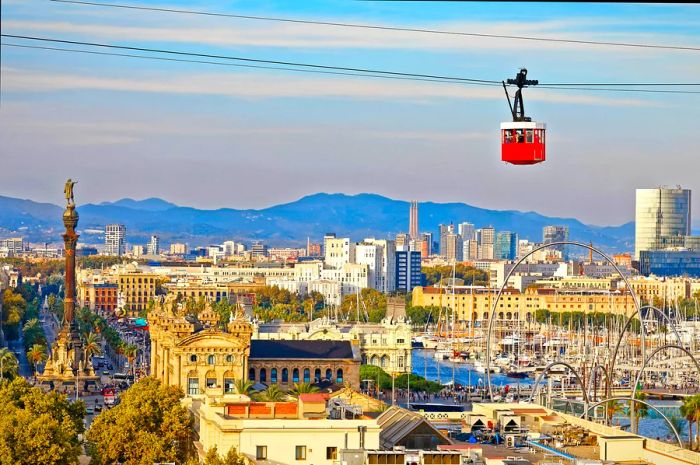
{"left": 434, "top": 349, "right": 452, "bottom": 360}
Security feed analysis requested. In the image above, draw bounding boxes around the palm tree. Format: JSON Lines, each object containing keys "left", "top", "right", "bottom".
{"left": 122, "top": 344, "right": 138, "bottom": 377}
{"left": 83, "top": 332, "right": 102, "bottom": 361}
{"left": 290, "top": 382, "right": 320, "bottom": 398}
{"left": 257, "top": 384, "right": 286, "bottom": 402}
{"left": 234, "top": 379, "right": 254, "bottom": 396}
{"left": 667, "top": 414, "right": 686, "bottom": 444}
{"left": 0, "top": 348, "right": 19, "bottom": 380}
{"left": 605, "top": 400, "right": 624, "bottom": 426}
{"left": 22, "top": 318, "right": 42, "bottom": 344}
{"left": 26, "top": 344, "right": 48, "bottom": 378}
{"left": 626, "top": 392, "right": 649, "bottom": 433}
{"left": 680, "top": 394, "right": 700, "bottom": 450}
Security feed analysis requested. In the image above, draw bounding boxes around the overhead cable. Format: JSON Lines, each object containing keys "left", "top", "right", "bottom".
{"left": 48, "top": 0, "right": 700, "bottom": 53}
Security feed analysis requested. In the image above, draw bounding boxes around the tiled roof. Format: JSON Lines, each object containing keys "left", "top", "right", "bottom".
{"left": 249, "top": 340, "right": 355, "bottom": 359}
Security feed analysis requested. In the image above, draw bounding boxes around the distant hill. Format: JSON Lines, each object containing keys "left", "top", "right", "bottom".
{"left": 0, "top": 193, "right": 635, "bottom": 252}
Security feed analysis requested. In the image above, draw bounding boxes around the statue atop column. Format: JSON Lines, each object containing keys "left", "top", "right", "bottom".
{"left": 64, "top": 179, "right": 77, "bottom": 206}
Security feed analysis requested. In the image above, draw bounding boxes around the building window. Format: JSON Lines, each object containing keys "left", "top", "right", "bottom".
{"left": 249, "top": 368, "right": 255, "bottom": 382}
{"left": 256, "top": 446, "right": 267, "bottom": 460}
{"left": 206, "top": 377, "right": 217, "bottom": 388}
{"left": 293, "top": 368, "right": 299, "bottom": 383}
{"left": 207, "top": 355, "right": 216, "bottom": 365}
{"left": 271, "top": 368, "right": 278, "bottom": 383}
{"left": 396, "top": 338, "right": 405, "bottom": 344}
{"left": 398, "top": 356, "right": 405, "bottom": 368}
{"left": 325, "top": 368, "right": 332, "bottom": 381}
{"left": 190, "top": 354, "right": 197, "bottom": 363}
{"left": 225, "top": 354, "right": 234, "bottom": 363}
{"left": 326, "top": 447, "right": 338, "bottom": 460}
{"left": 188, "top": 377, "right": 199, "bottom": 395}
{"left": 224, "top": 378, "right": 234, "bottom": 394}
{"left": 314, "top": 368, "right": 321, "bottom": 383}
{"left": 336, "top": 369, "right": 343, "bottom": 384}
{"left": 303, "top": 368, "right": 310, "bottom": 383}
{"left": 260, "top": 368, "right": 267, "bottom": 383}
{"left": 295, "top": 446, "right": 306, "bottom": 460}
{"left": 282, "top": 368, "right": 289, "bottom": 383}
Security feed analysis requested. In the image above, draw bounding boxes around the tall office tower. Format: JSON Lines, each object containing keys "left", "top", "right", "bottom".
{"left": 439, "top": 224, "right": 455, "bottom": 257}
{"left": 170, "top": 242, "right": 187, "bottom": 255}
{"left": 458, "top": 222, "right": 476, "bottom": 241}
{"left": 420, "top": 232, "right": 433, "bottom": 256}
{"left": 222, "top": 240, "right": 236, "bottom": 257}
{"left": 543, "top": 225, "right": 570, "bottom": 260}
{"left": 444, "top": 233, "right": 463, "bottom": 262}
{"left": 478, "top": 226, "right": 495, "bottom": 260}
{"left": 104, "top": 224, "right": 126, "bottom": 256}
{"left": 251, "top": 241, "right": 268, "bottom": 257}
{"left": 147, "top": 235, "right": 160, "bottom": 255}
{"left": 409, "top": 201, "right": 419, "bottom": 240}
{"left": 495, "top": 231, "right": 518, "bottom": 260}
{"left": 395, "top": 250, "right": 422, "bottom": 292}
{"left": 635, "top": 187, "right": 691, "bottom": 260}
{"left": 463, "top": 239, "right": 479, "bottom": 261}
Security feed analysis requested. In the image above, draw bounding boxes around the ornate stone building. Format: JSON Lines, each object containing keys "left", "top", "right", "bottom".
{"left": 149, "top": 298, "right": 361, "bottom": 396}
{"left": 253, "top": 317, "right": 412, "bottom": 376}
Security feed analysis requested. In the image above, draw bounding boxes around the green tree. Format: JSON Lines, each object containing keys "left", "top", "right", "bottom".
{"left": 290, "top": 382, "right": 320, "bottom": 397}
{"left": 234, "top": 379, "right": 254, "bottom": 396}
{"left": 86, "top": 377, "right": 193, "bottom": 465}
{"left": 26, "top": 344, "right": 47, "bottom": 376}
{"left": 22, "top": 317, "right": 45, "bottom": 349}
{"left": 625, "top": 392, "right": 649, "bottom": 433}
{"left": 680, "top": 394, "right": 700, "bottom": 450}
{"left": 185, "top": 446, "right": 247, "bottom": 465}
{"left": 83, "top": 332, "right": 102, "bottom": 360}
{"left": 0, "top": 377, "right": 85, "bottom": 465}
{"left": 2, "top": 288, "right": 27, "bottom": 339}
{"left": 0, "top": 348, "right": 19, "bottom": 380}
{"left": 256, "top": 384, "right": 286, "bottom": 402}
{"left": 667, "top": 414, "right": 686, "bottom": 444}
{"left": 406, "top": 306, "right": 439, "bottom": 325}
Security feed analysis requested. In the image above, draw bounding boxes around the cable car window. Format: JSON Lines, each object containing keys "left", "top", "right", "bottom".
{"left": 526, "top": 130, "right": 534, "bottom": 143}
{"left": 516, "top": 130, "right": 524, "bottom": 143}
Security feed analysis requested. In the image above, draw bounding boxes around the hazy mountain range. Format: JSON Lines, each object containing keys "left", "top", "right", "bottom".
{"left": 0, "top": 192, "right": 645, "bottom": 253}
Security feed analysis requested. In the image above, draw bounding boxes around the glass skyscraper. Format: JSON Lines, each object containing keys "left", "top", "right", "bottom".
{"left": 495, "top": 231, "right": 518, "bottom": 260}
{"left": 635, "top": 188, "right": 691, "bottom": 260}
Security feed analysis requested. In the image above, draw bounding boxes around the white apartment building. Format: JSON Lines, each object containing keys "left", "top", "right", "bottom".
{"left": 104, "top": 224, "right": 126, "bottom": 256}
{"left": 361, "top": 239, "right": 396, "bottom": 293}
{"left": 147, "top": 235, "right": 160, "bottom": 255}
{"left": 324, "top": 236, "right": 355, "bottom": 269}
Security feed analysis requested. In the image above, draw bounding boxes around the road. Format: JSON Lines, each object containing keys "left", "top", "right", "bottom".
{"left": 8, "top": 329, "right": 32, "bottom": 378}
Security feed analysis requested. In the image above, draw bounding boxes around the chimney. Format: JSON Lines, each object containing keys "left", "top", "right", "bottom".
{"left": 358, "top": 425, "right": 367, "bottom": 449}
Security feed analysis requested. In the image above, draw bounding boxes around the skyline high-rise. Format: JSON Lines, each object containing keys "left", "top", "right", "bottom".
{"left": 635, "top": 187, "right": 691, "bottom": 260}
{"left": 543, "top": 225, "right": 569, "bottom": 260}
{"left": 409, "top": 200, "right": 419, "bottom": 240}
{"left": 104, "top": 224, "right": 126, "bottom": 256}
{"left": 147, "top": 235, "right": 160, "bottom": 256}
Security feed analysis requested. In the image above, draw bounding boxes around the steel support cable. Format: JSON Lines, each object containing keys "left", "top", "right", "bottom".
{"left": 4, "top": 36, "right": 700, "bottom": 94}
{"left": 48, "top": 0, "right": 700, "bottom": 53}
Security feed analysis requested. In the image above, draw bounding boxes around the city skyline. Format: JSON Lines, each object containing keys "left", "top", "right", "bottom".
{"left": 2, "top": 2, "right": 699, "bottom": 225}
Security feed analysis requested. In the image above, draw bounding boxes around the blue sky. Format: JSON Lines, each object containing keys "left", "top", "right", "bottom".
{"left": 1, "top": 0, "right": 699, "bottom": 226}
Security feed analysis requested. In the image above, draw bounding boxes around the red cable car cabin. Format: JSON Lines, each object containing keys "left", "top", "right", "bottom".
{"left": 500, "top": 121, "right": 546, "bottom": 165}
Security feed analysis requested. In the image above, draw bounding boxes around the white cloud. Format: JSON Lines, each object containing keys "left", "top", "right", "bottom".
{"left": 4, "top": 18, "right": 699, "bottom": 53}
{"left": 1, "top": 66, "right": 652, "bottom": 107}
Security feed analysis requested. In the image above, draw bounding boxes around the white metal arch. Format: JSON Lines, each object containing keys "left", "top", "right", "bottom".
{"left": 485, "top": 241, "right": 641, "bottom": 400}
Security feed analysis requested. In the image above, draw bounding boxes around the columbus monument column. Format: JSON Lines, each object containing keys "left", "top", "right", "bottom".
{"left": 38, "top": 179, "right": 99, "bottom": 392}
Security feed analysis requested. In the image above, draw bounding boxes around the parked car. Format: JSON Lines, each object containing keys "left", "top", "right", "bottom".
{"left": 85, "top": 407, "right": 94, "bottom": 415}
